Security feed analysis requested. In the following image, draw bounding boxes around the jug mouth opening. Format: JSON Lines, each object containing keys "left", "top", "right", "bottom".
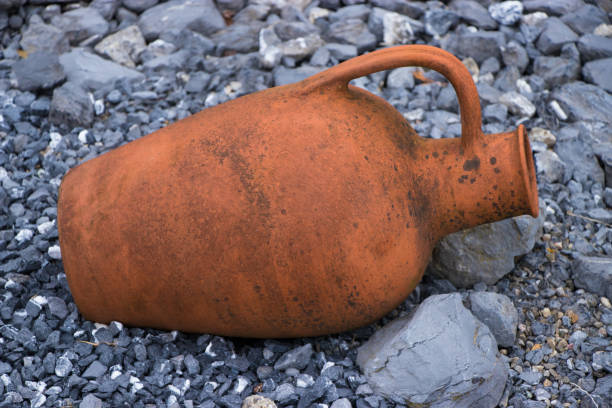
{"left": 517, "top": 124, "right": 539, "bottom": 218}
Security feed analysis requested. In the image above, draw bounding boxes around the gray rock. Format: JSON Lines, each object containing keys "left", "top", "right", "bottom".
{"left": 325, "top": 43, "right": 357, "bottom": 61}
{"left": 325, "top": 18, "right": 377, "bottom": 53}
{"left": 483, "top": 103, "right": 508, "bottom": 123}
{"left": 123, "top": 0, "right": 159, "bottom": 13}
{"left": 469, "top": 292, "right": 518, "bottom": 347}
{"left": 185, "top": 71, "right": 210, "bottom": 93}
{"left": 59, "top": 48, "right": 144, "bottom": 90}
{"left": 552, "top": 81, "right": 612, "bottom": 124}
{"left": 441, "top": 31, "right": 506, "bottom": 63}
{"left": 274, "top": 21, "right": 318, "bottom": 41}
{"left": 51, "top": 7, "right": 110, "bottom": 44}
{"left": 280, "top": 34, "right": 325, "bottom": 61}
{"left": 561, "top": 5, "right": 610, "bottom": 35}
{"left": 49, "top": 82, "right": 94, "bottom": 129}
{"left": 428, "top": 214, "right": 542, "bottom": 287}
{"left": 90, "top": 0, "right": 121, "bottom": 20}
{"left": 13, "top": 51, "right": 65, "bottom": 91}
{"left": 586, "top": 207, "right": 612, "bottom": 224}
{"left": 216, "top": 0, "right": 244, "bottom": 13}
{"left": 47, "top": 296, "right": 68, "bottom": 319}
{"left": 370, "top": 0, "right": 424, "bottom": 19}
{"left": 330, "top": 398, "right": 352, "bottom": 408}
{"left": 450, "top": 0, "right": 497, "bottom": 30}
{"left": 274, "top": 65, "right": 324, "bottom": 86}
{"left": 519, "top": 370, "right": 542, "bottom": 385}
{"left": 523, "top": 0, "right": 583, "bottom": 16}
{"left": 94, "top": 25, "right": 146, "bottom": 68}
{"left": 386, "top": 67, "right": 415, "bottom": 89}
{"left": 499, "top": 91, "right": 536, "bottom": 117}
{"left": 20, "top": 21, "right": 70, "bottom": 54}
{"left": 501, "top": 41, "right": 529, "bottom": 73}
{"left": 213, "top": 23, "right": 262, "bottom": 55}
{"left": 357, "top": 294, "right": 508, "bottom": 407}
{"left": 583, "top": 58, "right": 612, "bottom": 92}
{"left": 555, "top": 126, "right": 605, "bottom": 185}
{"left": 534, "top": 150, "right": 565, "bottom": 183}
{"left": 274, "top": 343, "right": 312, "bottom": 370}
{"left": 143, "top": 50, "right": 190, "bottom": 71}
{"left": 536, "top": 18, "right": 578, "bottom": 55}
{"left": 54, "top": 354, "right": 73, "bottom": 377}
{"left": 138, "top": 0, "right": 225, "bottom": 41}
{"left": 533, "top": 56, "right": 580, "bottom": 87}
{"left": 577, "top": 34, "right": 612, "bottom": 61}
{"left": 572, "top": 255, "right": 612, "bottom": 299}
{"left": 424, "top": 9, "right": 459, "bottom": 37}
{"left": 594, "top": 376, "right": 612, "bottom": 401}
{"left": 329, "top": 5, "right": 371, "bottom": 22}
{"left": 0, "top": 0, "right": 24, "bottom": 9}
{"left": 367, "top": 7, "right": 423, "bottom": 45}
{"left": 80, "top": 394, "right": 103, "bottom": 408}
{"left": 489, "top": 1, "right": 523, "bottom": 26}
{"left": 82, "top": 360, "right": 108, "bottom": 379}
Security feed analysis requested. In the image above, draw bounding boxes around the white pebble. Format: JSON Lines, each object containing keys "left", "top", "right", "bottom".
{"left": 233, "top": 376, "right": 249, "bottom": 394}
{"left": 15, "top": 229, "right": 33, "bottom": 243}
{"left": 48, "top": 245, "right": 62, "bottom": 260}
{"left": 37, "top": 220, "right": 55, "bottom": 235}
{"left": 49, "top": 132, "right": 62, "bottom": 150}
{"left": 78, "top": 130, "right": 89, "bottom": 144}
{"left": 94, "top": 99, "right": 105, "bottom": 115}
{"left": 549, "top": 100, "right": 567, "bottom": 121}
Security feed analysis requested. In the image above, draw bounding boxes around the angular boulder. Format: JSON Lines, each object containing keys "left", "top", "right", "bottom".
{"left": 469, "top": 292, "right": 518, "bottom": 348}
{"left": 572, "top": 255, "right": 612, "bottom": 299}
{"left": 357, "top": 294, "right": 508, "bottom": 408}
{"left": 428, "top": 213, "right": 543, "bottom": 288}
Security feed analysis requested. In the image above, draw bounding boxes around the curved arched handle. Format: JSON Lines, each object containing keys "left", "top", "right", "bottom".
{"left": 303, "top": 45, "right": 483, "bottom": 150}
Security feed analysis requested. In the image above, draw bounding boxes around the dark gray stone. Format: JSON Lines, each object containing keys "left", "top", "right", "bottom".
{"left": 424, "top": 9, "right": 459, "bottom": 37}
{"left": 572, "top": 255, "right": 612, "bottom": 299}
{"left": 80, "top": 394, "right": 103, "bottom": 408}
{"left": 523, "top": 0, "right": 583, "bottom": 16}
{"left": 483, "top": 103, "right": 508, "bottom": 122}
{"left": 13, "top": 51, "right": 65, "bottom": 92}
{"left": 502, "top": 41, "right": 529, "bottom": 73}
{"left": 370, "top": 0, "right": 424, "bottom": 19}
{"left": 49, "top": 82, "right": 94, "bottom": 129}
{"left": 90, "top": 0, "right": 121, "bottom": 19}
{"left": 138, "top": 0, "right": 225, "bottom": 41}
{"left": 274, "top": 343, "right": 312, "bottom": 370}
{"left": 519, "top": 370, "right": 542, "bottom": 385}
{"left": 51, "top": 7, "right": 110, "bottom": 44}
{"left": 325, "top": 18, "right": 377, "bottom": 53}
{"left": 123, "top": 0, "right": 159, "bottom": 13}
{"left": 562, "top": 4, "right": 610, "bottom": 35}
{"left": 216, "top": 0, "right": 244, "bottom": 12}
{"left": 533, "top": 56, "right": 580, "bottom": 87}
{"left": 82, "top": 360, "right": 108, "bottom": 379}
{"left": 329, "top": 5, "right": 371, "bottom": 22}
{"left": 47, "top": 296, "right": 68, "bottom": 319}
{"left": 325, "top": 43, "right": 357, "bottom": 61}
{"left": 536, "top": 18, "right": 578, "bottom": 55}
{"left": 577, "top": 34, "right": 612, "bottom": 61}
{"left": 357, "top": 294, "right": 508, "bottom": 407}
{"left": 59, "top": 48, "right": 144, "bottom": 91}
{"left": 20, "top": 21, "right": 70, "bottom": 54}
{"left": 552, "top": 81, "right": 612, "bottom": 124}
{"left": 534, "top": 150, "right": 565, "bottom": 183}
{"left": 273, "top": 65, "right": 324, "bottom": 86}
{"left": 441, "top": 31, "right": 506, "bottom": 63}
{"left": 450, "top": 0, "right": 497, "bottom": 30}
{"left": 274, "top": 21, "right": 319, "bottom": 41}
{"left": 428, "top": 214, "right": 543, "bottom": 288}
{"left": 469, "top": 292, "right": 518, "bottom": 347}
{"left": 583, "top": 58, "right": 612, "bottom": 94}
{"left": 555, "top": 126, "right": 605, "bottom": 185}
{"left": 386, "top": 67, "right": 415, "bottom": 89}
{"left": 185, "top": 71, "right": 210, "bottom": 93}
{"left": 213, "top": 23, "right": 262, "bottom": 55}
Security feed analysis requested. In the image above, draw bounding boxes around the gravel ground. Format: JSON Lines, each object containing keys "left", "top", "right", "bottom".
{"left": 0, "top": 0, "right": 611, "bottom": 407}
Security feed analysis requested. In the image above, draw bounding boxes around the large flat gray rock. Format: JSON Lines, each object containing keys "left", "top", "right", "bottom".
{"left": 357, "top": 294, "right": 508, "bottom": 408}
{"left": 59, "top": 48, "right": 144, "bottom": 90}
{"left": 138, "top": 0, "right": 225, "bottom": 41}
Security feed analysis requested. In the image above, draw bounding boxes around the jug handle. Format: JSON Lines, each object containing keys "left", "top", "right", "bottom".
{"left": 303, "top": 45, "right": 483, "bottom": 151}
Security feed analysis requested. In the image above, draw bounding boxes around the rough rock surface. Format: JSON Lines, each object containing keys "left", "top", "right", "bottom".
{"left": 572, "top": 255, "right": 612, "bottom": 299}
{"left": 357, "top": 294, "right": 508, "bottom": 408}
{"left": 469, "top": 292, "right": 519, "bottom": 347}
{"left": 428, "top": 214, "right": 543, "bottom": 288}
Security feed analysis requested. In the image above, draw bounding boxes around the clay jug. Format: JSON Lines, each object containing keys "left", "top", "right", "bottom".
{"left": 58, "top": 45, "right": 539, "bottom": 338}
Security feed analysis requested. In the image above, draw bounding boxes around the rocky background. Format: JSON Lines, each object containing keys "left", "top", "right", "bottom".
{"left": 0, "top": 0, "right": 611, "bottom": 407}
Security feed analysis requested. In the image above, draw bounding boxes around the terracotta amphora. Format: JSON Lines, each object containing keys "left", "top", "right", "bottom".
{"left": 58, "top": 45, "right": 539, "bottom": 338}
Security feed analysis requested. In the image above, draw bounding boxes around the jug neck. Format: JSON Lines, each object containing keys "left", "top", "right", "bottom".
{"left": 419, "top": 125, "right": 539, "bottom": 241}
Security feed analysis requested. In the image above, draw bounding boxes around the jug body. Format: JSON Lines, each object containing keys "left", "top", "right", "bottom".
{"left": 58, "top": 45, "right": 538, "bottom": 337}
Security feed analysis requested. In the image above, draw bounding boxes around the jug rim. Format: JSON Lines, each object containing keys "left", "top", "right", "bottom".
{"left": 517, "top": 124, "right": 539, "bottom": 219}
